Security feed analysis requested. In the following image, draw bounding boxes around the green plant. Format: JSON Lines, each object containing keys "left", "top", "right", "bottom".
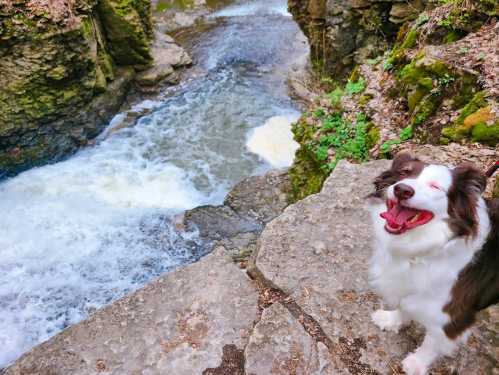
{"left": 327, "top": 87, "right": 344, "bottom": 106}
{"left": 345, "top": 78, "right": 366, "bottom": 95}
{"left": 314, "top": 112, "right": 372, "bottom": 170}
{"left": 399, "top": 125, "right": 413, "bottom": 141}
{"left": 380, "top": 139, "right": 401, "bottom": 154}
{"left": 313, "top": 108, "right": 326, "bottom": 118}
{"left": 437, "top": 73, "right": 455, "bottom": 86}
{"left": 383, "top": 58, "right": 394, "bottom": 71}
{"left": 380, "top": 125, "right": 413, "bottom": 155}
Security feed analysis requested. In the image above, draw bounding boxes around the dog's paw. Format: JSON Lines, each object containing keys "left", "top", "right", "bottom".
{"left": 371, "top": 309, "right": 402, "bottom": 333}
{"left": 402, "top": 353, "right": 429, "bottom": 375}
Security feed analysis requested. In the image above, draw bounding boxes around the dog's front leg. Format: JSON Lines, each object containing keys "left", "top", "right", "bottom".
{"left": 402, "top": 329, "right": 458, "bottom": 375}
{"left": 371, "top": 308, "right": 408, "bottom": 333}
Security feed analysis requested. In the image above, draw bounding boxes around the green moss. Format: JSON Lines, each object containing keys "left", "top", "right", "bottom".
{"left": 441, "top": 91, "right": 495, "bottom": 143}
{"left": 443, "top": 29, "right": 466, "bottom": 43}
{"left": 97, "top": 0, "right": 153, "bottom": 66}
{"left": 47, "top": 65, "right": 67, "bottom": 80}
{"left": 411, "top": 92, "right": 441, "bottom": 129}
{"left": 400, "top": 28, "right": 418, "bottom": 50}
{"left": 471, "top": 122, "right": 499, "bottom": 145}
{"left": 455, "top": 91, "right": 488, "bottom": 124}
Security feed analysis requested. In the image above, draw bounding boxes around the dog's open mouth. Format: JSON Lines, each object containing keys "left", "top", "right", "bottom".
{"left": 380, "top": 200, "right": 434, "bottom": 235}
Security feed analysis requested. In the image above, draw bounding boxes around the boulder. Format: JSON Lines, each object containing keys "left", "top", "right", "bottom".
{"left": 135, "top": 31, "right": 192, "bottom": 87}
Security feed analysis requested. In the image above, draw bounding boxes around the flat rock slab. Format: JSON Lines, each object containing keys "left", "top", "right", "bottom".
{"left": 4, "top": 250, "right": 258, "bottom": 375}
{"left": 254, "top": 160, "right": 498, "bottom": 374}
{"left": 245, "top": 302, "right": 337, "bottom": 375}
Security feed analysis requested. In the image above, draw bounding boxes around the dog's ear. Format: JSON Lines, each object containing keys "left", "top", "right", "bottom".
{"left": 448, "top": 164, "right": 486, "bottom": 238}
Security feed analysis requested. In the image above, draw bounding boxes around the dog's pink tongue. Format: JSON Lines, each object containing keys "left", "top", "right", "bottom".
{"left": 381, "top": 204, "right": 418, "bottom": 226}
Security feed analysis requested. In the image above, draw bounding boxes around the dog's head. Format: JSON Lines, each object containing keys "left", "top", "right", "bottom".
{"left": 370, "top": 152, "right": 486, "bottom": 238}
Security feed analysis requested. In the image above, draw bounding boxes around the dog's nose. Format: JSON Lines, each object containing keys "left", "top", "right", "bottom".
{"left": 394, "top": 183, "right": 415, "bottom": 200}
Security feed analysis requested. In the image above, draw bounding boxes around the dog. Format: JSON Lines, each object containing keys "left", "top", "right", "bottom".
{"left": 367, "top": 152, "right": 498, "bottom": 375}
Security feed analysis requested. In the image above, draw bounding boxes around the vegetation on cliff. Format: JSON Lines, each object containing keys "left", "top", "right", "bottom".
{"left": 288, "top": 0, "right": 498, "bottom": 201}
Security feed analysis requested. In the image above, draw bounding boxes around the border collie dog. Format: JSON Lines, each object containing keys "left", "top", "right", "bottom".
{"left": 367, "top": 152, "right": 498, "bottom": 375}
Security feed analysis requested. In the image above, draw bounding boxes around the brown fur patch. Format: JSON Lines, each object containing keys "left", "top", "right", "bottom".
{"left": 444, "top": 199, "right": 499, "bottom": 339}
{"left": 447, "top": 164, "right": 487, "bottom": 238}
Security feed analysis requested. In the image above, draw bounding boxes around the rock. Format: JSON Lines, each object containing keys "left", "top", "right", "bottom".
{"left": 184, "top": 170, "right": 291, "bottom": 261}
{"left": 224, "top": 169, "right": 291, "bottom": 224}
{"left": 245, "top": 303, "right": 323, "bottom": 375}
{"left": 252, "top": 160, "right": 498, "bottom": 374}
{"left": 184, "top": 205, "right": 262, "bottom": 241}
{"left": 135, "top": 31, "right": 192, "bottom": 87}
{"left": 389, "top": 0, "right": 423, "bottom": 23}
{"left": 3, "top": 249, "right": 259, "bottom": 375}
{"left": 288, "top": 0, "right": 413, "bottom": 78}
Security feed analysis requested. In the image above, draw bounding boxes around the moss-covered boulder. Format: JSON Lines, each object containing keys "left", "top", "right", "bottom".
{"left": 0, "top": 0, "right": 153, "bottom": 177}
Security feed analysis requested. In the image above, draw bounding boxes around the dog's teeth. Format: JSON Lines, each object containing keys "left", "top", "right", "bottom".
{"left": 409, "top": 213, "right": 420, "bottom": 223}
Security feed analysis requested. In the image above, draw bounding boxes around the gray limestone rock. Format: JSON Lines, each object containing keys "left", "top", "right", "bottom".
{"left": 4, "top": 250, "right": 258, "bottom": 375}
{"left": 253, "top": 159, "right": 498, "bottom": 374}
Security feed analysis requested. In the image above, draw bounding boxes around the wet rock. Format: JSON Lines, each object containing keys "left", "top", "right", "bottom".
{"left": 224, "top": 169, "right": 291, "bottom": 224}
{"left": 252, "top": 160, "right": 498, "bottom": 374}
{"left": 184, "top": 170, "right": 291, "bottom": 258}
{"left": 184, "top": 205, "right": 261, "bottom": 241}
{"left": 3, "top": 249, "right": 259, "bottom": 375}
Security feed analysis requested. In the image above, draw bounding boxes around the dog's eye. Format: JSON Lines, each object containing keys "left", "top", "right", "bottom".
{"left": 429, "top": 182, "right": 442, "bottom": 191}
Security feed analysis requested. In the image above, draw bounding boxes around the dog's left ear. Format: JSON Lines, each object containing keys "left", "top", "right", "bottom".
{"left": 448, "top": 164, "right": 486, "bottom": 237}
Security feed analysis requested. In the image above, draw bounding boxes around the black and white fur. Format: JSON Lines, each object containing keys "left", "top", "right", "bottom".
{"left": 368, "top": 152, "right": 499, "bottom": 375}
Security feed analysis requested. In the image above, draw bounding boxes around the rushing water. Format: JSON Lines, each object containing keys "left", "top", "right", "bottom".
{"left": 0, "top": 0, "right": 307, "bottom": 367}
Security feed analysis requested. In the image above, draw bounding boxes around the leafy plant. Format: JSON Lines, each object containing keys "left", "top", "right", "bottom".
{"left": 399, "top": 125, "right": 413, "bottom": 141}
{"left": 327, "top": 87, "right": 344, "bottom": 106}
{"left": 313, "top": 108, "right": 326, "bottom": 118}
{"left": 345, "top": 78, "right": 366, "bottom": 95}
{"left": 380, "top": 125, "right": 413, "bottom": 155}
{"left": 314, "top": 112, "right": 372, "bottom": 170}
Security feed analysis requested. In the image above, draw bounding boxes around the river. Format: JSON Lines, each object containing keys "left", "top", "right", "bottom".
{"left": 0, "top": 0, "right": 307, "bottom": 367}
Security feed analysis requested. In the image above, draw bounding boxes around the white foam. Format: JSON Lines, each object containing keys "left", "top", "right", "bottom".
{"left": 212, "top": 0, "right": 290, "bottom": 18}
{"left": 246, "top": 113, "right": 300, "bottom": 168}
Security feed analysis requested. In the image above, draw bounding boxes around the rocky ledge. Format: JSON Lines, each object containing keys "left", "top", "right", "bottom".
{"left": 4, "top": 161, "right": 497, "bottom": 374}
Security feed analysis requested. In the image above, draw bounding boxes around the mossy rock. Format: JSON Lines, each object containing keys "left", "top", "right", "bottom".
{"left": 441, "top": 92, "right": 497, "bottom": 145}
{"left": 97, "top": 0, "right": 153, "bottom": 67}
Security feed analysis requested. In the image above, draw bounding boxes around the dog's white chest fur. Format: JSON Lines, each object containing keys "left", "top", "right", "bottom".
{"left": 370, "top": 203, "right": 470, "bottom": 323}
